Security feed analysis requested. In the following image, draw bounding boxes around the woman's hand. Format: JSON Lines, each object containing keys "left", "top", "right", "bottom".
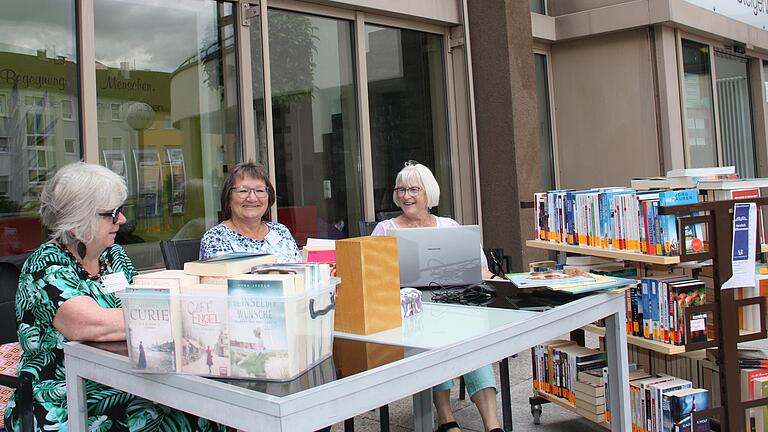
{"left": 53, "top": 296, "right": 125, "bottom": 342}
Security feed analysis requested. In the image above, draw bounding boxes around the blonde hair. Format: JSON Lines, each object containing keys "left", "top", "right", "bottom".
{"left": 39, "top": 162, "right": 127, "bottom": 245}
{"left": 392, "top": 163, "right": 440, "bottom": 209}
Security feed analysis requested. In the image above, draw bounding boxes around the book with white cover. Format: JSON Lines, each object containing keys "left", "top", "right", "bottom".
{"left": 697, "top": 178, "right": 768, "bottom": 190}
{"left": 666, "top": 166, "right": 735, "bottom": 178}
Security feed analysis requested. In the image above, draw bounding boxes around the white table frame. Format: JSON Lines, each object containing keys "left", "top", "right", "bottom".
{"left": 65, "top": 290, "right": 631, "bottom": 432}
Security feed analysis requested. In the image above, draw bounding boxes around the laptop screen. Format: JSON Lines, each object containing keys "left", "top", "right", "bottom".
{"left": 392, "top": 225, "right": 483, "bottom": 288}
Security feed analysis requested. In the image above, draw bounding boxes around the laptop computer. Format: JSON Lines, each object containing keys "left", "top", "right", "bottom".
{"left": 393, "top": 225, "right": 483, "bottom": 288}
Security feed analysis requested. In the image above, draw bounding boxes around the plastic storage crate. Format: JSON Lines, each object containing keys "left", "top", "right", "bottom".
{"left": 116, "top": 277, "right": 338, "bottom": 381}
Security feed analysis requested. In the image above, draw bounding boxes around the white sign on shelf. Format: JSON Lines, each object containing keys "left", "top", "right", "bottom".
{"left": 721, "top": 202, "right": 757, "bottom": 289}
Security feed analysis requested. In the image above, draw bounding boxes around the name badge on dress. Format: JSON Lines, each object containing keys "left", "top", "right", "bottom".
{"left": 101, "top": 272, "right": 130, "bottom": 293}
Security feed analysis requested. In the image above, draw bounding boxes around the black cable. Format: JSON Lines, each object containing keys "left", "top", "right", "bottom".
{"left": 427, "top": 281, "right": 495, "bottom": 306}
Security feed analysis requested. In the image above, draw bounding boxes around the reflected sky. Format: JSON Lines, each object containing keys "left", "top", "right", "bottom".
{"left": 0, "top": 0, "right": 220, "bottom": 73}
{"left": 0, "top": 0, "right": 76, "bottom": 59}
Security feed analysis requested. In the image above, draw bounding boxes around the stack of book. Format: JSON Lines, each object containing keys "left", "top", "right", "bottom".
{"left": 574, "top": 370, "right": 607, "bottom": 424}
{"left": 531, "top": 340, "right": 607, "bottom": 404}
{"left": 119, "top": 253, "right": 338, "bottom": 381}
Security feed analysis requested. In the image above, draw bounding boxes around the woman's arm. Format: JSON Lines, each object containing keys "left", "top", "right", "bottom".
{"left": 53, "top": 296, "right": 125, "bottom": 342}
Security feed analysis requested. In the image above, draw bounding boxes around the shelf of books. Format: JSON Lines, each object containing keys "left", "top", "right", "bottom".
{"left": 532, "top": 389, "right": 611, "bottom": 429}
{"left": 526, "top": 239, "right": 681, "bottom": 265}
{"left": 528, "top": 170, "right": 768, "bottom": 430}
{"left": 582, "top": 324, "right": 687, "bottom": 355}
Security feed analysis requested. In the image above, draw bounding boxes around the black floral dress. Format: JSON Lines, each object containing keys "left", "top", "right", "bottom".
{"left": 3, "top": 243, "right": 225, "bottom": 432}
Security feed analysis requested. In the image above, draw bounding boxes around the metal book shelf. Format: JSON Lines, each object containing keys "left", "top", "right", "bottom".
{"left": 528, "top": 196, "right": 768, "bottom": 431}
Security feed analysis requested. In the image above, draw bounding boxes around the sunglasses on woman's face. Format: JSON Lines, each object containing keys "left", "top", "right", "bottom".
{"left": 97, "top": 205, "right": 125, "bottom": 224}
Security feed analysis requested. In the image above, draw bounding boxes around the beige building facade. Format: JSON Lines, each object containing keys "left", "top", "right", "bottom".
{"left": 470, "top": 0, "right": 768, "bottom": 268}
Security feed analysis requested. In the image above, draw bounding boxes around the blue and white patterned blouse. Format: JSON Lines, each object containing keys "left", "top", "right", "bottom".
{"left": 199, "top": 221, "right": 302, "bottom": 263}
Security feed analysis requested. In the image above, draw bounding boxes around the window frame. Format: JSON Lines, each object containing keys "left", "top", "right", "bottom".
{"left": 533, "top": 46, "right": 559, "bottom": 189}
{"left": 676, "top": 29, "right": 766, "bottom": 175}
{"left": 61, "top": 98, "right": 75, "bottom": 121}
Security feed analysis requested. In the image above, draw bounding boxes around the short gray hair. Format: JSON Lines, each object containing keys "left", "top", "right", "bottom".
{"left": 392, "top": 163, "right": 440, "bottom": 209}
{"left": 39, "top": 162, "right": 127, "bottom": 245}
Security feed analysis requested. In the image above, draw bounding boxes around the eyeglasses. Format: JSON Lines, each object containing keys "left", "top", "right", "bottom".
{"left": 395, "top": 186, "right": 422, "bottom": 196}
{"left": 404, "top": 159, "right": 419, "bottom": 167}
{"left": 231, "top": 186, "right": 269, "bottom": 199}
{"left": 97, "top": 205, "right": 125, "bottom": 224}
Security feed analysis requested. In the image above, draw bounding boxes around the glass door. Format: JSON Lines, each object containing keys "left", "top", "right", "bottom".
{"left": 261, "top": 9, "right": 361, "bottom": 245}
{"left": 93, "top": 0, "right": 242, "bottom": 268}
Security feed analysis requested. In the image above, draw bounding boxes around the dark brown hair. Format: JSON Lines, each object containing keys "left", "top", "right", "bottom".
{"left": 220, "top": 162, "right": 276, "bottom": 220}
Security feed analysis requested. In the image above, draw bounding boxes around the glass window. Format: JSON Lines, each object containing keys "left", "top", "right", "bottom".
{"left": 366, "top": 25, "right": 452, "bottom": 219}
{"left": 0, "top": 137, "right": 7, "bottom": 152}
{"left": 682, "top": 39, "right": 718, "bottom": 168}
{"left": 61, "top": 99, "right": 74, "bottom": 120}
{"left": 94, "top": 0, "right": 241, "bottom": 269}
{"left": 97, "top": 102, "right": 106, "bottom": 122}
{"left": 64, "top": 139, "right": 77, "bottom": 155}
{"left": 110, "top": 103, "right": 121, "bottom": 121}
{"left": 268, "top": 9, "right": 361, "bottom": 243}
{"left": 530, "top": 0, "right": 546, "bottom": 14}
{"left": 715, "top": 50, "right": 756, "bottom": 178}
{"left": 534, "top": 53, "right": 555, "bottom": 191}
{"left": 0, "top": 0, "right": 79, "bottom": 256}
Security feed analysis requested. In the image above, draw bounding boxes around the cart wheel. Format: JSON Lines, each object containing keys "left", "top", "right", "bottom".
{"left": 531, "top": 404, "right": 542, "bottom": 425}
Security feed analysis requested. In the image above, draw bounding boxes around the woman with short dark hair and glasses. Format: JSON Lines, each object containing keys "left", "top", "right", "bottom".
{"left": 5, "top": 162, "right": 225, "bottom": 431}
{"left": 199, "top": 161, "right": 301, "bottom": 263}
{"left": 371, "top": 161, "right": 502, "bottom": 432}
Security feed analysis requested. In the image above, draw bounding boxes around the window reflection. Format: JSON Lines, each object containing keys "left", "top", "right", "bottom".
{"left": 682, "top": 39, "right": 718, "bottom": 168}
{"left": 268, "top": 9, "right": 361, "bottom": 243}
{"left": 366, "top": 25, "right": 452, "bottom": 219}
{"left": 94, "top": 0, "right": 241, "bottom": 268}
{"left": 0, "top": 0, "right": 80, "bottom": 256}
{"left": 530, "top": 0, "right": 546, "bottom": 14}
{"left": 715, "top": 50, "right": 756, "bottom": 178}
{"left": 534, "top": 53, "right": 554, "bottom": 191}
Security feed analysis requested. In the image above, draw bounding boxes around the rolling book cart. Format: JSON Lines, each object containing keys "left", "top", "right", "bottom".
{"left": 526, "top": 196, "right": 768, "bottom": 431}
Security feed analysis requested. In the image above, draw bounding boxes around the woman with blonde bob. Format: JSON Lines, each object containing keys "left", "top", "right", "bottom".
{"left": 4, "top": 162, "right": 224, "bottom": 432}
{"left": 371, "top": 161, "right": 502, "bottom": 432}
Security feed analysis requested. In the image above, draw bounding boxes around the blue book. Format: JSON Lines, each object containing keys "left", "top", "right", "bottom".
{"left": 658, "top": 189, "right": 699, "bottom": 256}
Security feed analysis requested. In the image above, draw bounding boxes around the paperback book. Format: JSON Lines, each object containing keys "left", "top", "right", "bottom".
{"left": 121, "top": 287, "right": 179, "bottom": 372}
{"left": 227, "top": 274, "right": 307, "bottom": 380}
{"left": 178, "top": 284, "right": 230, "bottom": 376}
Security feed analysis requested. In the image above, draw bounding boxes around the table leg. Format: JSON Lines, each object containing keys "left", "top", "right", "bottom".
{"left": 412, "top": 389, "right": 433, "bottom": 432}
{"left": 499, "top": 358, "right": 513, "bottom": 431}
{"left": 65, "top": 361, "right": 88, "bottom": 432}
{"left": 604, "top": 310, "right": 631, "bottom": 432}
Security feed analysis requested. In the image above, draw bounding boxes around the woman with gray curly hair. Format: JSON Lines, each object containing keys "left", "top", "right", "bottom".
{"left": 4, "top": 162, "right": 224, "bottom": 432}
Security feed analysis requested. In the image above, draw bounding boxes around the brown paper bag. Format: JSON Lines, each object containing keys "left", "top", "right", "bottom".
{"left": 333, "top": 339, "right": 404, "bottom": 377}
{"left": 334, "top": 236, "right": 401, "bottom": 334}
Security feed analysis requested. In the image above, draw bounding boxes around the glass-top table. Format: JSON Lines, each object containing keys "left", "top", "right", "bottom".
{"left": 65, "top": 289, "right": 632, "bottom": 432}
{"left": 336, "top": 302, "right": 537, "bottom": 349}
